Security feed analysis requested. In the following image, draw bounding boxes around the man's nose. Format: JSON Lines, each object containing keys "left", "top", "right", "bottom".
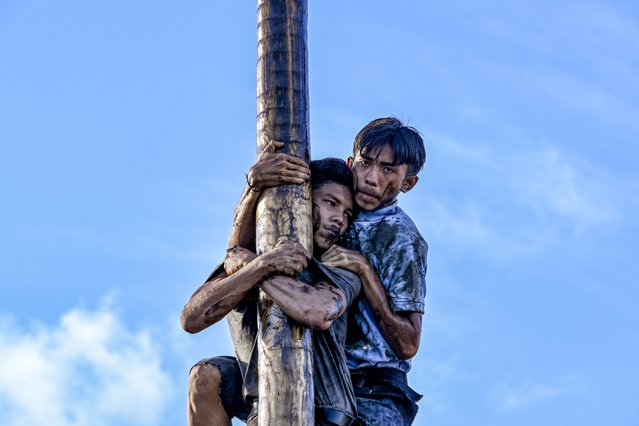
{"left": 363, "top": 169, "right": 379, "bottom": 186}
{"left": 332, "top": 213, "right": 345, "bottom": 228}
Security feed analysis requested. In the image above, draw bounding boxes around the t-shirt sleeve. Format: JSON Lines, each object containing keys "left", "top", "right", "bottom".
{"left": 381, "top": 232, "right": 428, "bottom": 314}
{"left": 203, "top": 260, "right": 226, "bottom": 283}
{"left": 314, "top": 260, "right": 362, "bottom": 308}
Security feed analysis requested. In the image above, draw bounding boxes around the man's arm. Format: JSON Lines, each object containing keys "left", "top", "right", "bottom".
{"left": 181, "top": 140, "right": 311, "bottom": 333}
{"left": 181, "top": 241, "right": 309, "bottom": 333}
{"left": 261, "top": 275, "right": 347, "bottom": 330}
{"left": 321, "top": 246, "right": 422, "bottom": 359}
{"left": 228, "top": 140, "right": 310, "bottom": 250}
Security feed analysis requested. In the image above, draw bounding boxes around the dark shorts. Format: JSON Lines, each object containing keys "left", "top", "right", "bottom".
{"left": 351, "top": 369, "right": 422, "bottom": 426}
{"left": 192, "top": 356, "right": 358, "bottom": 426}
{"left": 192, "top": 356, "right": 252, "bottom": 422}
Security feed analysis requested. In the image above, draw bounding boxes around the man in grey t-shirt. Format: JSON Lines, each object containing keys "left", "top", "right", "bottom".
{"left": 323, "top": 117, "right": 428, "bottom": 426}
{"left": 181, "top": 147, "right": 361, "bottom": 426}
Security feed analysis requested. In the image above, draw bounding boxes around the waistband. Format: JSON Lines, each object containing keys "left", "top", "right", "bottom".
{"left": 350, "top": 367, "right": 422, "bottom": 403}
{"left": 248, "top": 400, "right": 359, "bottom": 426}
{"left": 350, "top": 367, "right": 407, "bottom": 385}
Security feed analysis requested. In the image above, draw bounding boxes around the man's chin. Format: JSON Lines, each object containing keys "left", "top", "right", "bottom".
{"left": 313, "top": 243, "right": 329, "bottom": 258}
{"left": 314, "top": 235, "right": 337, "bottom": 253}
{"left": 312, "top": 237, "right": 329, "bottom": 253}
{"left": 355, "top": 195, "right": 380, "bottom": 211}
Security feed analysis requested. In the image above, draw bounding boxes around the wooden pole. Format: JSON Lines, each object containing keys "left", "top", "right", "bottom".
{"left": 255, "top": 0, "right": 314, "bottom": 424}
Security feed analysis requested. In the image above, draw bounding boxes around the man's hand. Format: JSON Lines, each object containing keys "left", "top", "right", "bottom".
{"left": 257, "top": 239, "right": 310, "bottom": 277}
{"left": 321, "top": 245, "right": 371, "bottom": 276}
{"left": 246, "top": 140, "right": 310, "bottom": 191}
{"left": 224, "top": 245, "right": 257, "bottom": 276}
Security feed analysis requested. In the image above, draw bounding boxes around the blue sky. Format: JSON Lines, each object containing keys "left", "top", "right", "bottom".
{"left": 1, "top": 1, "right": 638, "bottom": 425}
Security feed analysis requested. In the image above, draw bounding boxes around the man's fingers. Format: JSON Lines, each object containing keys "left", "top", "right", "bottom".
{"left": 272, "top": 241, "right": 308, "bottom": 265}
{"left": 279, "top": 167, "right": 310, "bottom": 180}
{"left": 275, "top": 239, "right": 297, "bottom": 249}
{"left": 321, "top": 245, "right": 342, "bottom": 260}
{"left": 277, "top": 158, "right": 310, "bottom": 177}
{"left": 280, "top": 168, "right": 310, "bottom": 179}
{"left": 283, "top": 155, "right": 310, "bottom": 168}
{"left": 322, "top": 251, "right": 348, "bottom": 266}
{"left": 251, "top": 157, "right": 309, "bottom": 188}
{"left": 263, "top": 140, "right": 285, "bottom": 153}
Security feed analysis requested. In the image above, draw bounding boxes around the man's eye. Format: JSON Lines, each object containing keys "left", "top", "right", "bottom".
{"left": 327, "top": 200, "right": 336, "bottom": 207}
{"left": 383, "top": 167, "right": 394, "bottom": 174}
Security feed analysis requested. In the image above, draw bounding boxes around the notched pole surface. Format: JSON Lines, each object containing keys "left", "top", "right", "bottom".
{"left": 255, "top": 0, "right": 313, "bottom": 425}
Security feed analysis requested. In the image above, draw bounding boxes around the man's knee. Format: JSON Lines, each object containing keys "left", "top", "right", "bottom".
{"left": 189, "top": 363, "right": 222, "bottom": 398}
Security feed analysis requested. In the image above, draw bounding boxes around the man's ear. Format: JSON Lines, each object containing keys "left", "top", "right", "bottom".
{"left": 401, "top": 175, "right": 419, "bottom": 193}
{"left": 346, "top": 156, "right": 354, "bottom": 169}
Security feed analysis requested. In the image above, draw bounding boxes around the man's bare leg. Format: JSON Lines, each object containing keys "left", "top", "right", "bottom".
{"left": 188, "top": 364, "right": 231, "bottom": 426}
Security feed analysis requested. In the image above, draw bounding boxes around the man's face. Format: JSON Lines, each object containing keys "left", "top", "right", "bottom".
{"left": 311, "top": 182, "right": 354, "bottom": 252}
{"left": 348, "top": 144, "right": 416, "bottom": 211}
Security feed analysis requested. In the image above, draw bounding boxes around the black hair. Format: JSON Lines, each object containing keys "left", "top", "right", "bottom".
{"left": 310, "top": 157, "right": 353, "bottom": 196}
{"left": 353, "top": 117, "right": 426, "bottom": 176}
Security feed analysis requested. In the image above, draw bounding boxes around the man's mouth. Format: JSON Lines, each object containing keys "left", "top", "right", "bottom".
{"left": 323, "top": 226, "right": 340, "bottom": 243}
{"left": 357, "top": 189, "right": 378, "bottom": 201}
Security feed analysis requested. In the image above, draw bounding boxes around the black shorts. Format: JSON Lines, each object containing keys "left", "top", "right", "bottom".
{"left": 192, "top": 356, "right": 251, "bottom": 422}
{"left": 192, "top": 356, "right": 358, "bottom": 426}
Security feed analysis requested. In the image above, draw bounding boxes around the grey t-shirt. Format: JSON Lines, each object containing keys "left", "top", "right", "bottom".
{"left": 345, "top": 202, "right": 428, "bottom": 372}
{"left": 217, "top": 257, "right": 361, "bottom": 416}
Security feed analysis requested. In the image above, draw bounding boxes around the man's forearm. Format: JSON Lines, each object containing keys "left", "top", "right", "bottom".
{"left": 228, "top": 184, "right": 261, "bottom": 250}
{"left": 359, "top": 264, "right": 422, "bottom": 359}
{"left": 261, "top": 277, "right": 346, "bottom": 330}
{"left": 181, "top": 256, "right": 268, "bottom": 333}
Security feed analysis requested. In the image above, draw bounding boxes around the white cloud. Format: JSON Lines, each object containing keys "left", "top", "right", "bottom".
{"left": 519, "top": 145, "right": 619, "bottom": 228}
{"left": 492, "top": 374, "right": 585, "bottom": 412}
{"left": 0, "top": 303, "right": 172, "bottom": 426}
{"left": 423, "top": 131, "right": 625, "bottom": 259}
{"left": 437, "top": 131, "right": 620, "bottom": 227}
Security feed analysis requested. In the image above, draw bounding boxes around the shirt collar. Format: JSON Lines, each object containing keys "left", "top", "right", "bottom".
{"left": 356, "top": 201, "right": 398, "bottom": 222}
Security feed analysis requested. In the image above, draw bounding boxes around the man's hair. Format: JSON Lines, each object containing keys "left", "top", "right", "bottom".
{"left": 353, "top": 117, "right": 426, "bottom": 176}
{"left": 310, "top": 157, "right": 353, "bottom": 195}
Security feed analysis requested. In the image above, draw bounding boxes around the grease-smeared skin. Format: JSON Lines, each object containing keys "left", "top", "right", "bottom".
{"left": 183, "top": 130, "right": 360, "bottom": 426}
{"left": 322, "top": 284, "right": 345, "bottom": 324}
{"left": 322, "top": 235, "right": 422, "bottom": 360}
{"left": 261, "top": 276, "right": 347, "bottom": 330}
{"left": 246, "top": 142, "right": 310, "bottom": 192}
{"left": 310, "top": 184, "right": 353, "bottom": 254}
{"left": 312, "top": 203, "right": 321, "bottom": 233}
{"left": 230, "top": 140, "right": 309, "bottom": 252}
{"left": 180, "top": 241, "right": 308, "bottom": 334}
{"left": 182, "top": 139, "right": 313, "bottom": 333}
{"left": 347, "top": 144, "right": 419, "bottom": 213}
{"left": 181, "top": 142, "right": 355, "bottom": 336}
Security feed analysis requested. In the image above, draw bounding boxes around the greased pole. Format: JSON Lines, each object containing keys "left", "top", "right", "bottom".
{"left": 255, "top": 0, "right": 314, "bottom": 424}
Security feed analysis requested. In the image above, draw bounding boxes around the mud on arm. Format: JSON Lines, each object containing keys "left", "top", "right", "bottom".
{"left": 260, "top": 276, "right": 347, "bottom": 330}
